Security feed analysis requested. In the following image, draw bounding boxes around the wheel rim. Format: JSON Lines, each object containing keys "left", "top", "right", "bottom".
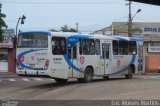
{"left": 86, "top": 71, "right": 92, "bottom": 81}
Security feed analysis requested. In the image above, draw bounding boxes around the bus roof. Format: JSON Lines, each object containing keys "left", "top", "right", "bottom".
{"left": 51, "top": 32, "right": 143, "bottom": 41}
{"left": 19, "top": 31, "right": 143, "bottom": 42}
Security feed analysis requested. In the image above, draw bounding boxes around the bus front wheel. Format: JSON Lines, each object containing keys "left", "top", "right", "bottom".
{"left": 84, "top": 67, "right": 93, "bottom": 83}
{"left": 125, "top": 66, "right": 134, "bottom": 79}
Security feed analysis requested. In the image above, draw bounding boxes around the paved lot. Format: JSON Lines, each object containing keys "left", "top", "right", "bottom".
{"left": 0, "top": 74, "right": 160, "bottom": 101}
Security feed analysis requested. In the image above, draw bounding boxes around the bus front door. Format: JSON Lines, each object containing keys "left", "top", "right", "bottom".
{"left": 102, "top": 44, "right": 110, "bottom": 75}
{"left": 68, "top": 44, "right": 77, "bottom": 77}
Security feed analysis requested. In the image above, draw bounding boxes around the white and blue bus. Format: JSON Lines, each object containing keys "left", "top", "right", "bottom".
{"left": 16, "top": 31, "right": 143, "bottom": 83}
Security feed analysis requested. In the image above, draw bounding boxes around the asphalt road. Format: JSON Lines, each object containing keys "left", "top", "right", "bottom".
{"left": 0, "top": 74, "right": 160, "bottom": 106}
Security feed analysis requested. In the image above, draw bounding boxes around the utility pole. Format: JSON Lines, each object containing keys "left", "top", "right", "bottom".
{"left": 0, "top": 3, "right": 2, "bottom": 12}
{"left": 128, "top": 1, "right": 132, "bottom": 37}
{"left": 16, "top": 15, "right": 26, "bottom": 36}
{"left": 76, "top": 22, "right": 79, "bottom": 32}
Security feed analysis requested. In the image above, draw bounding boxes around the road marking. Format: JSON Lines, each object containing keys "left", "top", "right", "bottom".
{"left": 34, "top": 78, "right": 43, "bottom": 81}
{"left": 22, "top": 78, "right": 30, "bottom": 81}
{"left": 9, "top": 78, "right": 16, "bottom": 82}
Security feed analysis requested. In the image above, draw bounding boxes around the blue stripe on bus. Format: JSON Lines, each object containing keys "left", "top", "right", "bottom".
{"left": 17, "top": 49, "right": 47, "bottom": 70}
{"left": 64, "top": 54, "right": 84, "bottom": 73}
{"left": 113, "top": 36, "right": 128, "bottom": 41}
{"left": 66, "top": 34, "right": 92, "bottom": 43}
{"left": 63, "top": 34, "right": 92, "bottom": 73}
{"left": 130, "top": 37, "right": 143, "bottom": 41}
{"left": 64, "top": 54, "right": 136, "bottom": 78}
{"left": 64, "top": 34, "right": 137, "bottom": 77}
{"left": 114, "top": 36, "right": 143, "bottom": 41}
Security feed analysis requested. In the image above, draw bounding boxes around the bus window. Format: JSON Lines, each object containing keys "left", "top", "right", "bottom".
{"left": 113, "top": 40, "right": 118, "bottom": 55}
{"left": 82, "top": 39, "right": 88, "bottom": 55}
{"left": 119, "top": 41, "right": 128, "bottom": 55}
{"left": 18, "top": 32, "right": 48, "bottom": 48}
{"left": 129, "top": 41, "right": 137, "bottom": 55}
{"left": 90, "top": 39, "right": 95, "bottom": 55}
{"left": 52, "top": 37, "right": 66, "bottom": 55}
{"left": 79, "top": 39, "right": 82, "bottom": 55}
{"left": 82, "top": 39, "right": 95, "bottom": 55}
{"left": 95, "top": 39, "right": 100, "bottom": 55}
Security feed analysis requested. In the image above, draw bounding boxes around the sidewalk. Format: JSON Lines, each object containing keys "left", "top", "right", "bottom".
{"left": 142, "top": 73, "right": 160, "bottom": 76}
{"left": 0, "top": 72, "right": 18, "bottom": 78}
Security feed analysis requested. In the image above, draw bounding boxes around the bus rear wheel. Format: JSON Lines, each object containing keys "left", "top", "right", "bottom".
{"left": 54, "top": 78, "right": 68, "bottom": 84}
{"left": 125, "top": 66, "right": 134, "bottom": 79}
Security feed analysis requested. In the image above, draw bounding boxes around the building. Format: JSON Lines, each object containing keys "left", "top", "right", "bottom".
{"left": 0, "top": 29, "right": 16, "bottom": 73}
{"left": 92, "top": 22, "right": 160, "bottom": 73}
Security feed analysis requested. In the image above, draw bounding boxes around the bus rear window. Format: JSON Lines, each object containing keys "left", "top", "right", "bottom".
{"left": 17, "top": 32, "right": 48, "bottom": 48}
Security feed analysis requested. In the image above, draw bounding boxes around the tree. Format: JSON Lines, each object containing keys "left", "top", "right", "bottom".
{"left": 0, "top": 12, "right": 6, "bottom": 42}
{"left": 50, "top": 29, "right": 57, "bottom": 32}
{"left": 50, "top": 25, "right": 78, "bottom": 33}
{"left": 60, "top": 25, "right": 77, "bottom": 32}
{"left": 69, "top": 28, "right": 78, "bottom": 32}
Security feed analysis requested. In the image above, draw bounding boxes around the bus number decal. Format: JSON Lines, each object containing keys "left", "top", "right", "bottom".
{"left": 80, "top": 56, "right": 85, "bottom": 64}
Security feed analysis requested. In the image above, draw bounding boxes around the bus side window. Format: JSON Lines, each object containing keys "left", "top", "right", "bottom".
{"left": 89, "top": 39, "right": 95, "bottom": 55}
{"left": 113, "top": 40, "right": 118, "bottom": 55}
{"left": 52, "top": 37, "right": 66, "bottom": 55}
{"left": 82, "top": 39, "right": 95, "bottom": 55}
{"left": 79, "top": 39, "right": 82, "bottom": 55}
{"left": 119, "top": 41, "right": 128, "bottom": 55}
{"left": 82, "top": 40, "right": 89, "bottom": 55}
{"left": 95, "top": 39, "right": 100, "bottom": 55}
{"left": 129, "top": 41, "right": 137, "bottom": 55}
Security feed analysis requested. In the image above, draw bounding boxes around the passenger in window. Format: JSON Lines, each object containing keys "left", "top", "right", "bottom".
{"left": 119, "top": 48, "right": 123, "bottom": 55}
{"left": 90, "top": 48, "right": 95, "bottom": 55}
{"left": 123, "top": 49, "right": 128, "bottom": 55}
{"left": 83, "top": 43, "right": 88, "bottom": 54}
{"left": 53, "top": 45, "right": 63, "bottom": 55}
{"left": 113, "top": 47, "right": 118, "bottom": 55}
{"left": 129, "top": 47, "right": 135, "bottom": 55}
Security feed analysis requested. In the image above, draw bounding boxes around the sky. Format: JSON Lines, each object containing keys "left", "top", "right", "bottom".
{"left": 1, "top": 0, "right": 160, "bottom": 33}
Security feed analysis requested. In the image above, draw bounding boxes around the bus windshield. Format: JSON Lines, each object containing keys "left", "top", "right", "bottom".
{"left": 17, "top": 32, "right": 48, "bottom": 48}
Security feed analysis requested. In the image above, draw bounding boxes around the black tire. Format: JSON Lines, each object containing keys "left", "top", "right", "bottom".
{"left": 125, "top": 66, "right": 134, "bottom": 79}
{"left": 103, "top": 75, "right": 109, "bottom": 80}
{"left": 77, "top": 78, "right": 85, "bottom": 83}
{"left": 84, "top": 67, "right": 93, "bottom": 83}
{"left": 54, "top": 78, "right": 68, "bottom": 84}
